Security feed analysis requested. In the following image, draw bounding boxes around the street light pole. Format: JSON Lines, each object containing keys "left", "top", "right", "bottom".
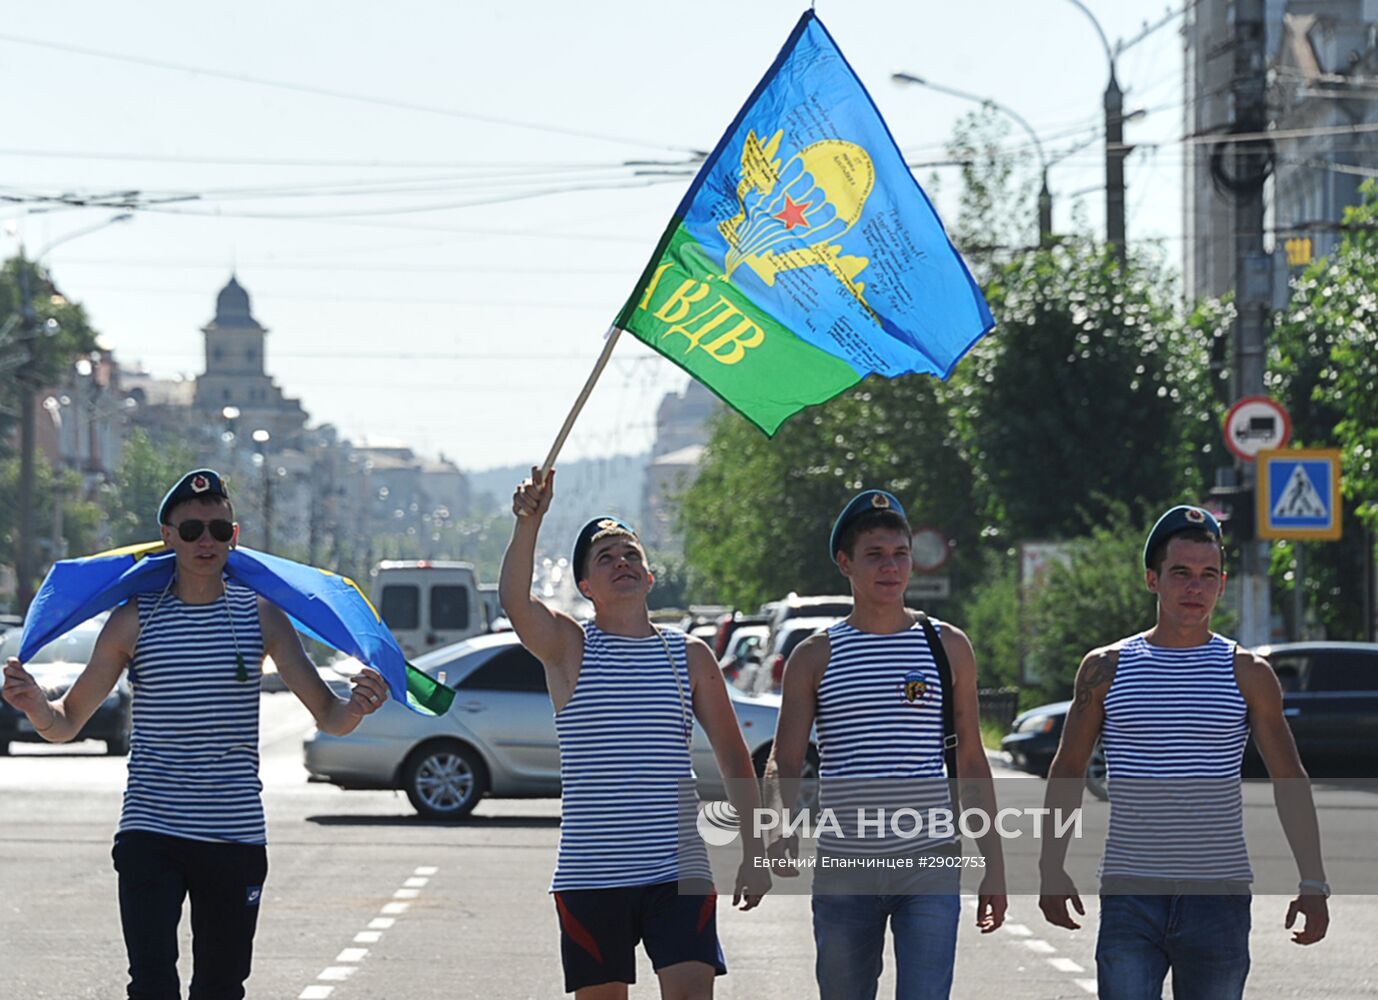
{"left": 1061, "top": 0, "right": 1127, "bottom": 265}
{"left": 891, "top": 72, "right": 1053, "bottom": 244}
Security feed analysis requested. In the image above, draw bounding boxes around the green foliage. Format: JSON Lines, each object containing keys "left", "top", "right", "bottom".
{"left": 945, "top": 109, "right": 1037, "bottom": 276}
{"left": 1023, "top": 509, "right": 1156, "bottom": 699}
{"left": 104, "top": 428, "right": 197, "bottom": 547}
{"left": 0, "top": 457, "right": 104, "bottom": 598}
{"left": 0, "top": 258, "right": 100, "bottom": 445}
{"left": 954, "top": 553, "right": 1021, "bottom": 689}
{"left": 952, "top": 239, "right": 1209, "bottom": 543}
{"left": 1265, "top": 180, "right": 1378, "bottom": 638}
{"left": 681, "top": 374, "right": 982, "bottom": 611}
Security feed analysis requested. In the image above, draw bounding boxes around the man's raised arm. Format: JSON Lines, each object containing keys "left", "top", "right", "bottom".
{"left": 498, "top": 469, "right": 582, "bottom": 698}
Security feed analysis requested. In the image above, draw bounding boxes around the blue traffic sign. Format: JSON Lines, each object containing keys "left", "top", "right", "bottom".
{"left": 1256, "top": 449, "right": 1341, "bottom": 540}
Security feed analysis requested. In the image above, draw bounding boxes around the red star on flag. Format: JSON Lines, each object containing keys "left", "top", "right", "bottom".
{"left": 773, "top": 196, "right": 810, "bottom": 230}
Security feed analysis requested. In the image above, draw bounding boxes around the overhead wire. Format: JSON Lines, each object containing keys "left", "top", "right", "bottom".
{"left": 0, "top": 31, "right": 706, "bottom": 155}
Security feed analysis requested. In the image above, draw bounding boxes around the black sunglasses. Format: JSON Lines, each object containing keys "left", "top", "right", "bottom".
{"left": 175, "top": 519, "right": 235, "bottom": 543}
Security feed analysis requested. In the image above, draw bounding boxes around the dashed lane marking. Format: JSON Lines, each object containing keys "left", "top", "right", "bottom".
{"left": 296, "top": 866, "right": 437, "bottom": 1000}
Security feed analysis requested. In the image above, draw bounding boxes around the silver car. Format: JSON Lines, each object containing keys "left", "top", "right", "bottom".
{"left": 304, "top": 631, "right": 817, "bottom": 819}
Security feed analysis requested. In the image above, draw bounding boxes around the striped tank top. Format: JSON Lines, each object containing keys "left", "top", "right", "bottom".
{"left": 1101, "top": 633, "right": 1252, "bottom": 882}
{"left": 550, "top": 623, "right": 711, "bottom": 892}
{"left": 814, "top": 619, "right": 954, "bottom": 856}
{"left": 120, "top": 583, "right": 266, "bottom": 845}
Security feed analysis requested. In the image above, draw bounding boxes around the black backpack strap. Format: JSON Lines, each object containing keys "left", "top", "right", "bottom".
{"left": 916, "top": 611, "right": 960, "bottom": 812}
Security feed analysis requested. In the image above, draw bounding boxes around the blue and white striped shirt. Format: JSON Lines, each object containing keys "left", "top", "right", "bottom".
{"left": 814, "top": 619, "right": 955, "bottom": 856}
{"left": 551, "top": 623, "right": 711, "bottom": 891}
{"left": 1101, "top": 633, "right": 1252, "bottom": 882}
{"left": 120, "top": 583, "right": 266, "bottom": 845}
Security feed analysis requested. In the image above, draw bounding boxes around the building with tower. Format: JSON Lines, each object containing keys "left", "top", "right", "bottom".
{"left": 193, "top": 275, "right": 307, "bottom": 445}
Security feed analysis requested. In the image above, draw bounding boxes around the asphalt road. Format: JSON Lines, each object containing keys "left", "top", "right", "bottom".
{"left": 2, "top": 692, "right": 1376, "bottom": 999}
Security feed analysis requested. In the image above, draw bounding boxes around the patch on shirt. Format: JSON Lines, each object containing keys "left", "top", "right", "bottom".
{"left": 246, "top": 885, "right": 263, "bottom": 907}
{"left": 899, "top": 671, "right": 932, "bottom": 705}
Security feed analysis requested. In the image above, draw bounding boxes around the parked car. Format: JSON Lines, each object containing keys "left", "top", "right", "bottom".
{"left": 1000, "top": 702, "right": 1108, "bottom": 799}
{"left": 0, "top": 615, "right": 132, "bottom": 755}
{"left": 1252, "top": 641, "right": 1378, "bottom": 772}
{"left": 720, "top": 624, "right": 769, "bottom": 685}
{"left": 710, "top": 611, "right": 770, "bottom": 660}
{"left": 737, "top": 616, "right": 843, "bottom": 696}
{"left": 305, "top": 631, "right": 819, "bottom": 819}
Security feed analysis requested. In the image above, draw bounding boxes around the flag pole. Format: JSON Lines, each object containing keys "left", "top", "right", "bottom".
{"left": 536, "top": 326, "right": 623, "bottom": 486}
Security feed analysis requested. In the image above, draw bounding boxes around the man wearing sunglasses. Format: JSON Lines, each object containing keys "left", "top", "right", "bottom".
{"left": 1, "top": 468, "right": 389, "bottom": 1000}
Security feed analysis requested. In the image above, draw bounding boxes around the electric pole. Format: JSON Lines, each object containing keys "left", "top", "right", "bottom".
{"left": 16, "top": 255, "right": 38, "bottom": 615}
{"left": 1232, "top": 0, "right": 1273, "bottom": 647}
{"left": 1105, "top": 68, "right": 1128, "bottom": 264}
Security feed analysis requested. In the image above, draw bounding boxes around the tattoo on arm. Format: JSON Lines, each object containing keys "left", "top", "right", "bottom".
{"left": 1072, "top": 658, "right": 1117, "bottom": 711}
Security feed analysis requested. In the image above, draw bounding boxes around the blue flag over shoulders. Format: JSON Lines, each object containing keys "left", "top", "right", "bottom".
{"left": 615, "top": 10, "right": 993, "bottom": 435}
{"left": 19, "top": 543, "right": 454, "bottom": 716}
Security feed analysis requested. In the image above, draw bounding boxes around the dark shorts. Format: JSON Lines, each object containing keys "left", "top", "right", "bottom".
{"left": 552, "top": 880, "right": 726, "bottom": 993}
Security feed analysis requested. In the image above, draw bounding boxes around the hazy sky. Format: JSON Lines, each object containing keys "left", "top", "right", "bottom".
{"left": 1, "top": 1, "right": 1189, "bottom": 471}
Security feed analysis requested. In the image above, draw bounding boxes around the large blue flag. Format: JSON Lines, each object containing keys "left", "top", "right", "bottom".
{"left": 614, "top": 10, "right": 994, "bottom": 434}
{"left": 19, "top": 542, "right": 453, "bottom": 716}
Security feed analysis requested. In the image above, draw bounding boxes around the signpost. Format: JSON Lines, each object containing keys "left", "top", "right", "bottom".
{"left": 1223, "top": 395, "right": 1291, "bottom": 461}
{"left": 1256, "top": 449, "right": 1342, "bottom": 541}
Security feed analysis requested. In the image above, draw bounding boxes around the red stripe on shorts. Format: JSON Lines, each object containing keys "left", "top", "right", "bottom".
{"left": 697, "top": 891, "right": 717, "bottom": 935}
{"left": 554, "top": 892, "right": 604, "bottom": 964}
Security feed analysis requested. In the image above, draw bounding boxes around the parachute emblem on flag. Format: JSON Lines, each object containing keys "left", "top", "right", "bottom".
{"left": 719, "top": 129, "right": 874, "bottom": 315}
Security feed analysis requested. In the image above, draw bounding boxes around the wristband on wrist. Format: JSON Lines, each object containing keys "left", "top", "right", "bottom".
{"left": 1298, "top": 879, "right": 1330, "bottom": 898}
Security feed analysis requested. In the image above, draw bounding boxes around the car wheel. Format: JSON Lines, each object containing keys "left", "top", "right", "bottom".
{"left": 1085, "top": 741, "right": 1108, "bottom": 801}
{"left": 403, "top": 741, "right": 488, "bottom": 819}
{"left": 105, "top": 731, "right": 130, "bottom": 756}
{"left": 0, "top": 741, "right": 8, "bottom": 756}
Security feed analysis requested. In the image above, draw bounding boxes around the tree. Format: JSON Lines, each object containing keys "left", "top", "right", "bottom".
{"left": 0, "top": 258, "right": 100, "bottom": 448}
{"left": 950, "top": 239, "right": 1212, "bottom": 545}
{"left": 680, "top": 373, "right": 983, "bottom": 611}
{"left": 0, "top": 457, "right": 104, "bottom": 596}
{"left": 1267, "top": 180, "right": 1378, "bottom": 637}
{"left": 104, "top": 428, "right": 198, "bottom": 547}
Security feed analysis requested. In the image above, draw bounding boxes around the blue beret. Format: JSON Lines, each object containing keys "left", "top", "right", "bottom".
{"left": 158, "top": 469, "right": 230, "bottom": 525}
{"left": 830, "top": 490, "right": 907, "bottom": 564}
{"left": 573, "top": 515, "right": 638, "bottom": 581}
{"left": 1143, "top": 505, "right": 1222, "bottom": 568}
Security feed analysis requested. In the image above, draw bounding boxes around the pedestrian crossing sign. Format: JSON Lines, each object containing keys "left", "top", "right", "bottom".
{"left": 1256, "top": 449, "right": 1342, "bottom": 540}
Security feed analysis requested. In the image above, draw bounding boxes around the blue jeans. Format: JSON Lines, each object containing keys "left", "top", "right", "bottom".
{"left": 1096, "top": 889, "right": 1251, "bottom": 1000}
{"left": 812, "top": 862, "right": 960, "bottom": 1000}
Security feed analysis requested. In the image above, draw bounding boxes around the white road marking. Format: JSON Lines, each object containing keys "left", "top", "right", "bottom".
{"left": 298, "top": 867, "right": 437, "bottom": 999}
{"left": 1003, "top": 923, "right": 1033, "bottom": 937}
{"left": 1023, "top": 939, "right": 1058, "bottom": 954}
{"left": 1075, "top": 978, "right": 1099, "bottom": 994}
{"left": 1049, "top": 957, "right": 1085, "bottom": 973}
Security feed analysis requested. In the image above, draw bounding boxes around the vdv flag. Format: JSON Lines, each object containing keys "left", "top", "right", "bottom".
{"left": 18, "top": 543, "right": 454, "bottom": 716}
{"left": 615, "top": 11, "right": 993, "bottom": 435}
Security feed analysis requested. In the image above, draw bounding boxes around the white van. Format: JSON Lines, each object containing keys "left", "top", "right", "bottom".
{"left": 370, "top": 561, "right": 484, "bottom": 659}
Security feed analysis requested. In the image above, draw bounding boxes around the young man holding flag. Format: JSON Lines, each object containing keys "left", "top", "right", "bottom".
{"left": 2, "top": 469, "right": 389, "bottom": 1000}
{"left": 768, "top": 489, "right": 1007, "bottom": 1000}
{"left": 499, "top": 468, "right": 769, "bottom": 999}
